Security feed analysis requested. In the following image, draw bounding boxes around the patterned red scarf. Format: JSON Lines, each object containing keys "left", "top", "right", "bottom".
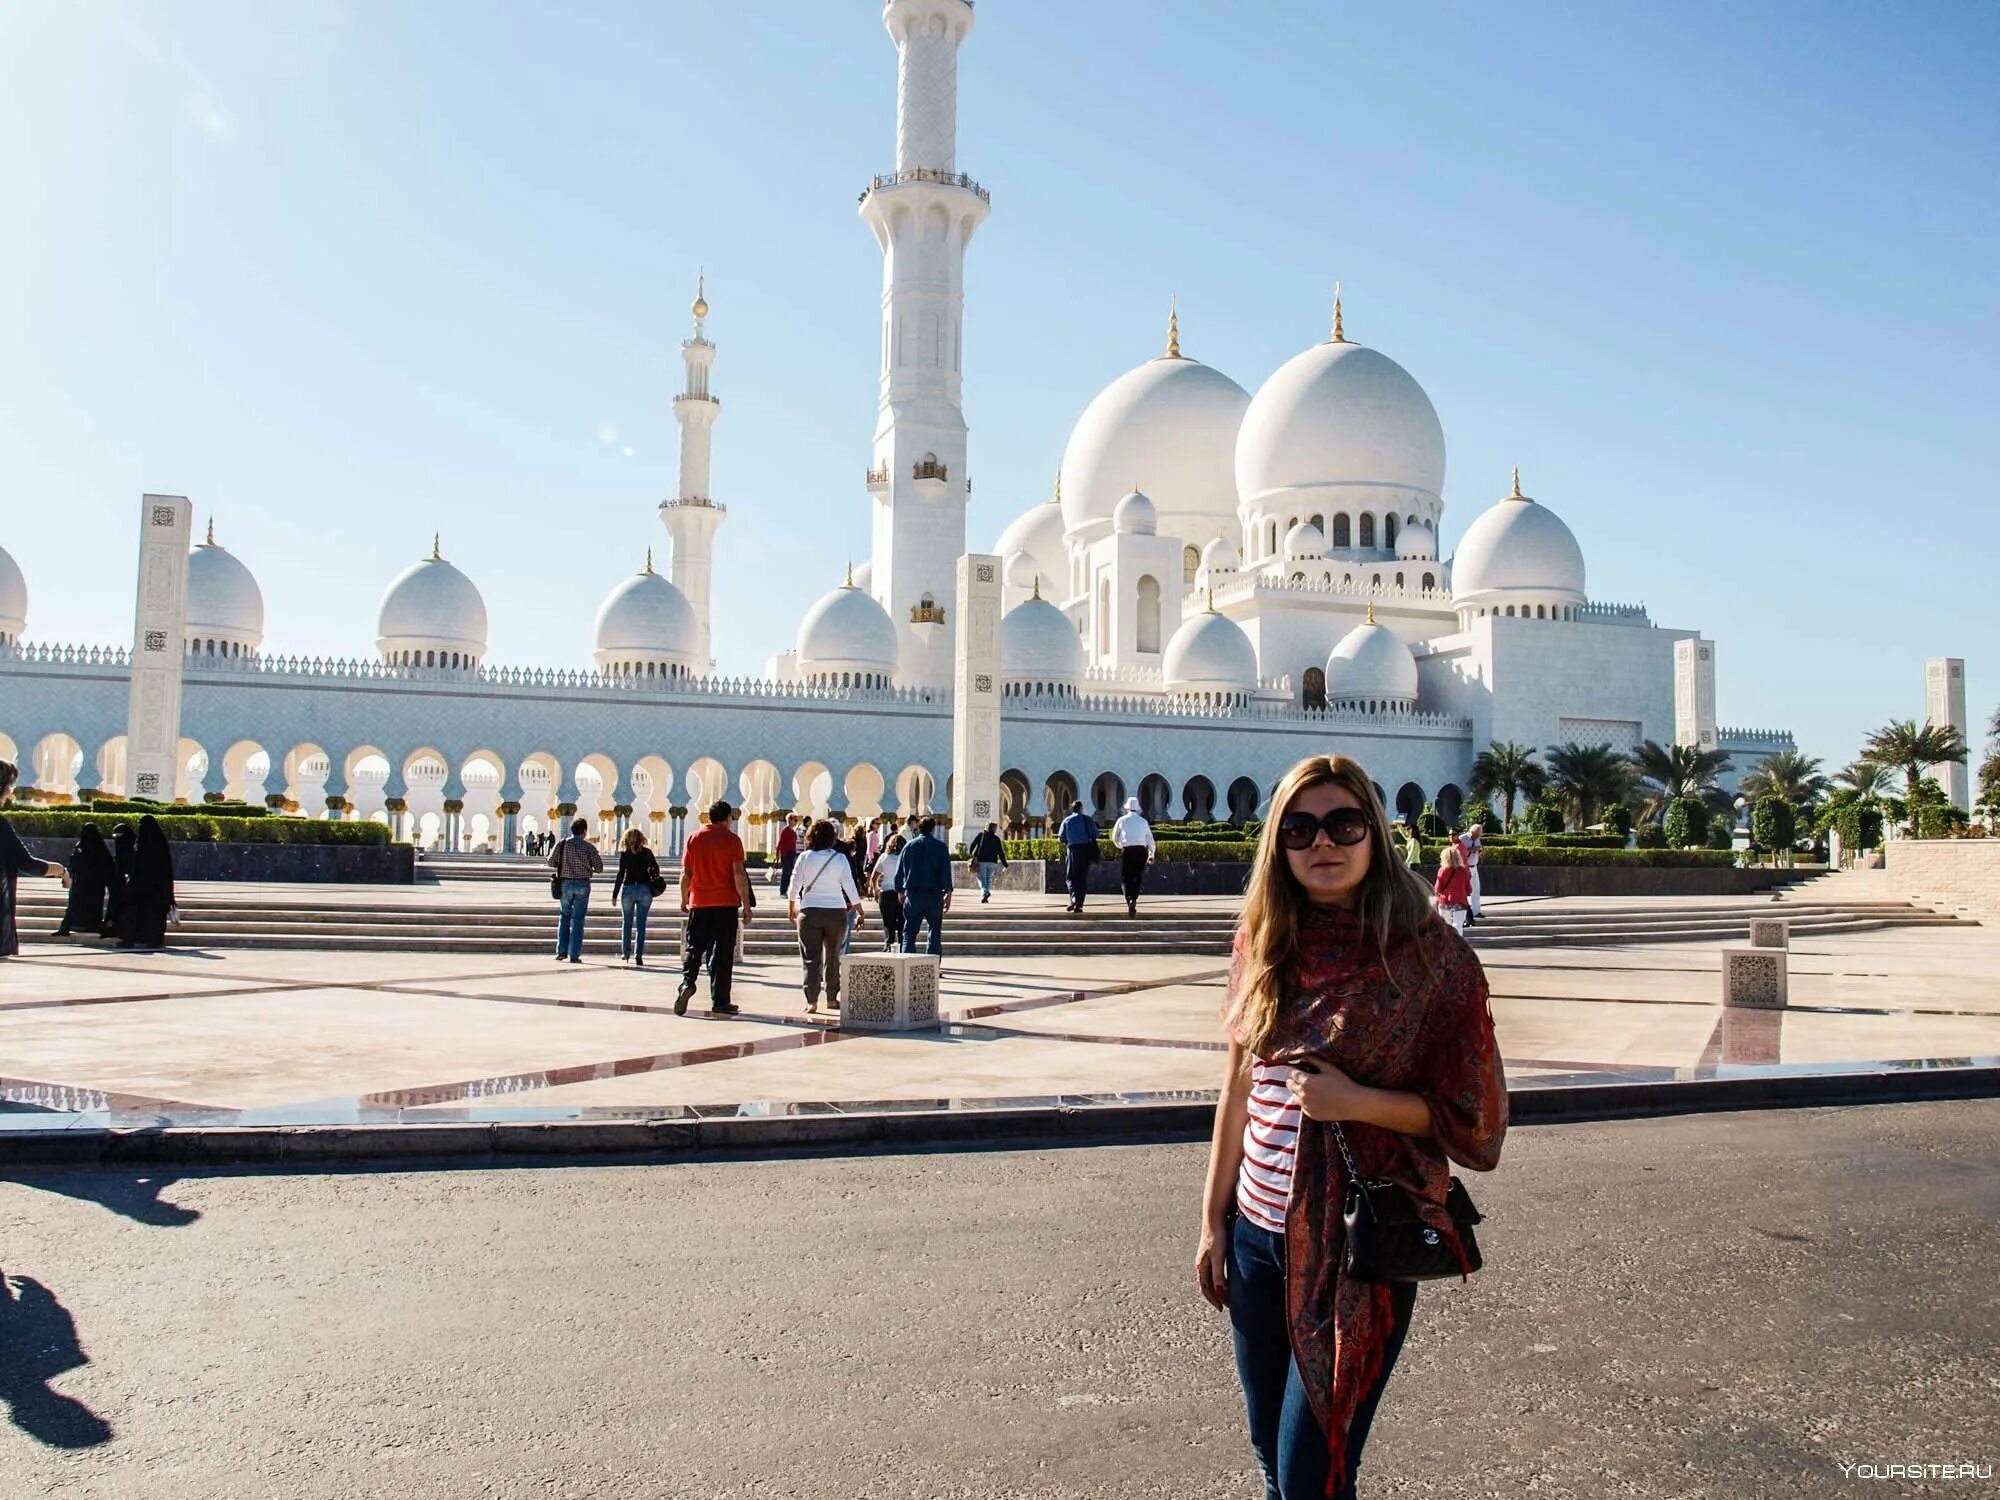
{"left": 1226, "top": 902, "right": 1507, "bottom": 1491}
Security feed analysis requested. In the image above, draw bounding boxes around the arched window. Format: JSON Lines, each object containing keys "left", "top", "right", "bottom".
{"left": 1423, "top": 571, "right": 1435, "bottom": 591}
{"left": 1536, "top": 604, "right": 1546, "bottom": 619}
{"left": 1310, "top": 514, "right": 1324, "bottom": 533}
{"left": 1266, "top": 520, "right": 1278, "bottom": 556}
{"left": 1359, "top": 514, "right": 1376, "bottom": 549}
{"left": 1332, "top": 514, "right": 1351, "bottom": 548}
{"left": 1136, "top": 575, "right": 1162, "bottom": 653}
{"left": 1096, "top": 577, "right": 1111, "bottom": 656}
{"left": 1183, "top": 544, "right": 1199, "bottom": 584}
{"left": 1302, "top": 666, "right": 1326, "bottom": 710}
{"left": 1506, "top": 606, "right": 1516, "bottom": 617}
{"left": 1395, "top": 572, "right": 1405, "bottom": 588}
{"left": 1385, "top": 514, "right": 1400, "bottom": 550}
{"left": 426, "top": 650, "right": 436, "bottom": 667}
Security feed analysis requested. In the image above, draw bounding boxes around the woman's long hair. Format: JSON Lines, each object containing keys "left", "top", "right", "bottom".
{"left": 1233, "top": 755, "right": 1436, "bottom": 1056}
{"left": 621, "top": 827, "right": 648, "bottom": 854}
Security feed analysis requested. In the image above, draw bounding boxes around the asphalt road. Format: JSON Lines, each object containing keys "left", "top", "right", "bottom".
{"left": 3, "top": 1100, "right": 1996, "bottom": 1500}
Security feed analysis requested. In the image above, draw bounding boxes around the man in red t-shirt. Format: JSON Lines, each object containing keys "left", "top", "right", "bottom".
{"left": 774, "top": 815, "right": 800, "bottom": 897}
{"left": 677, "top": 799, "right": 753, "bottom": 1015}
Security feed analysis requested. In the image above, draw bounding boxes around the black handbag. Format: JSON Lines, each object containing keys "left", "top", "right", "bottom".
{"left": 549, "top": 837, "right": 566, "bottom": 901}
{"left": 1330, "top": 1119, "right": 1484, "bottom": 1282}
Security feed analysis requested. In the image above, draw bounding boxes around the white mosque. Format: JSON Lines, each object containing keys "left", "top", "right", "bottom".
{"left": 0, "top": 0, "right": 1790, "bottom": 852}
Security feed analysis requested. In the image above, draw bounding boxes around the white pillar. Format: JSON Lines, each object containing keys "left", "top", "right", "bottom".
{"left": 1925, "top": 657, "right": 1970, "bottom": 812}
{"left": 659, "top": 276, "right": 727, "bottom": 674}
{"left": 950, "top": 553, "right": 1002, "bottom": 848}
{"left": 1674, "top": 637, "right": 1717, "bottom": 753}
{"left": 125, "top": 494, "right": 193, "bottom": 801}
{"left": 862, "top": 0, "right": 987, "bottom": 693}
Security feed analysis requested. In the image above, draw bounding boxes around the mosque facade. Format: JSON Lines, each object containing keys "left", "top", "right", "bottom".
{"left": 0, "top": 0, "right": 1792, "bottom": 852}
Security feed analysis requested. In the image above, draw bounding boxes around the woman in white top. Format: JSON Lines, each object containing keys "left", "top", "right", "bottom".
{"left": 868, "top": 835, "right": 906, "bottom": 952}
{"left": 788, "top": 819, "right": 863, "bottom": 1014}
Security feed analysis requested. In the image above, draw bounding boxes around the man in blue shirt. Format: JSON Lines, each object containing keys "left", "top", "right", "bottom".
{"left": 893, "top": 815, "right": 953, "bottom": 955}
{"left": 1057, "top": 799, "right": 1100, "bottom": 913}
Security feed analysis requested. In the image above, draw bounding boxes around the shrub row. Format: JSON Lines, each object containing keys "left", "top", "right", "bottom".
{"left": 1001, "top": 838, "right": 1261, "bottom": 863}
{"left": 998, "top": 839, "right": 1736, "bottom": 869}
{"left": 5, "top": 811, "right": 389, "bottom": 847}
{"left": 69, "top": 797, "right": 272, "bottom": 818}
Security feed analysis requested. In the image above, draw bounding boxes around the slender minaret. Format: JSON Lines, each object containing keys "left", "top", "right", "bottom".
{"left": 659, "top": 274, "right": 726, "bottom": 673}
{"left": 860, "top": 0, "right": 988, "bottom": 691}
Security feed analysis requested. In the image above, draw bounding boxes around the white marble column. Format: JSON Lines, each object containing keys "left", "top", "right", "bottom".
{"left": 125, "top": 494, "right": 193, "bottom": 801}
{"left": 950, "top": 553, "right": 1002, "bottom": 846}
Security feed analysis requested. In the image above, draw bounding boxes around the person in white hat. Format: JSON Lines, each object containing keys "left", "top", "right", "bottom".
{"left": 1111, "top": 797, "right": 1157, "bottom": 917}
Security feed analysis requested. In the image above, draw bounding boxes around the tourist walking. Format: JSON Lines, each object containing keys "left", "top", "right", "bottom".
{"left": 775, "top": 814, "right": 801, "bottom": 896}
{"left": 1111, "top": 797, "right": 1156, "bottom": 916}
{"left": 1399, "top": 822, "right": 1423, "bottom": 870}
{"left": 1433, "top": 841, "right": 1473, "bottom": 935}
{"left": 1455, "top": 823, "right": 1484, "bottom": 923}
{"left": 116, "top": 815, "right": 176, "bottom": 949}
{"left": 56, "top": 825, "right": 116, "bottom": 938}
{"left": 611, "top": 828, "right": 665, "bottom": 965}
{"left": 893, "top": 815, "right": 952, "bottom": 956}
{"left": 968, "top": 821, "right": 1008, "bottom": 903}
{"left": 1057, "top": 799, "right": 1099, "bottom": 912}
{"left": 547, "top": 816, "right": 603, "bottom": 964}
{"left": 0, "top": 759, "right": 72, "bottom": 958}
{"left": 677, "top": 798, "right": 753, "bottom": 1015}
{"left": 868, "top": 833, "right": 906, "bottom": 950}
{"left": 1196, "top": 754, "right": 1506, "bottom": 1500}
{"left": 789, "top": 820, "right": 863, "bottom": 1014}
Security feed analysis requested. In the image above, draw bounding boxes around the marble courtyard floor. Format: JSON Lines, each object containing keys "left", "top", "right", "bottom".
{"left": 1, "top": 890, "right": 1995, "bottom": 1130}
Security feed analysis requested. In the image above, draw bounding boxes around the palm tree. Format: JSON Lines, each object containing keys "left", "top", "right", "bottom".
{"left": 1861, "top": 720, "right": 1969, "bottom": 836}
{"left": 1739, "top": 750, "right": 1829, "bottom": 810}
{"left": 1468, "top": 741, "right": 1545, "bottom": 828}
{"left": 1544, "top": 742, "right": 1635, "bottom": 830}
{"left": 1626, "top": 740, "right": 1732, "bottom": 819}
{"left": 1834, "top": 759, "right": 1892, "bottom": 799}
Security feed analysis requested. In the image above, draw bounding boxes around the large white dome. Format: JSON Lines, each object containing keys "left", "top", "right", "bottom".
{"left": 796, "top": 576, "right": 899, "bottom": 685}
{"left": 0, "top": 542, "right": 26, "bottom": 644}
{"left": 1236, "top": 337, "right": 1445, "bottom": 509}
{"left": 1162, "top": 605, "right": 1258, "bottom": 698}
{"left": 1451, "top": 473, "right": 1586, "bottom": 610}
{"left": 1326, "top": 614, "right": 1418, "bottom": 707}
{"left": 1059, "top": 353, "right": 1250, "bottom": 536}
{"left": 185, "top": 528, "right": 265, "bottom": 654}
{"left": 1000, "top": 595, "right": 1084, "bottom": 693}
{"left": 377, "top": 541, "right": 489, "bottom": 667}
{"left": 992, "top": 494, "right": 1065, "bottom": 594}
{"left": 594, "top": 559, "right": 698, "bottom": 676}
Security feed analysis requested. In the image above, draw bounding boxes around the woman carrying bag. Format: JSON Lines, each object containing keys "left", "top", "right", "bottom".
{"left": 612, "top": 828, "right": 666, "bottom": 965}
{"left": 1196, "top": 754, "right": 1506, "bottom": 1500}
{"left": 868, "top": 834, "right": 906, "bottom": 952}
{"left": 787, "top": 820, "right": 862, "bottom": 1015}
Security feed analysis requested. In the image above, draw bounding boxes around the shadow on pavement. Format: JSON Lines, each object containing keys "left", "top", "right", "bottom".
{"left": 14, "top": 1171, "right": 202, "bottom": 1227}
{"left": 0, "top": 1273, "right": 114, "bottom": 1449}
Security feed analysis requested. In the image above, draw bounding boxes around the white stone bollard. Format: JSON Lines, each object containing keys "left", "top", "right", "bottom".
{"left": 1748, "top": 918, "right": 1790, "bottom": 950}
{"left": 839, "top": 952, "right": 943, "bottom": 1032}
{"left": 1721, "top": 944, "right": 1788, "bottom": 1009}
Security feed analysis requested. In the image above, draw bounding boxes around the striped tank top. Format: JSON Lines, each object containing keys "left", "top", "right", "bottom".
{"left": 1235, "top": 1058, "right": 1301, "bottom": 1233}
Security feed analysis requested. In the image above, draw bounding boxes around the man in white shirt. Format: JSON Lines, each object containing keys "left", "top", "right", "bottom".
{"left": 1455, "top": 823, "right": 1484, "bottom": 924}
{"left": 1111, "top": 797, "right": 1157, "bottom": 917}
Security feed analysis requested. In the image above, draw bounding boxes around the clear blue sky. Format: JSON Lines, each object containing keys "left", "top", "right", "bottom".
{"left": 3, "top": 1, "right": 1995, "bottom": 770}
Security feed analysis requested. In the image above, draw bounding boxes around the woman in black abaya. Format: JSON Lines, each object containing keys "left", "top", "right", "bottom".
{"left": 117, "top": 815, "right": 176, "bottom": 949}
{"left": 56, "top": 825, "right": 117, "bottom": 937}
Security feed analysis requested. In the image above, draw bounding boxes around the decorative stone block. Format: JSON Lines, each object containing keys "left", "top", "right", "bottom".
{"left": 839, "top": 951, "right": 942, "bottom": 1032}
{"left": 1748, "top": 918, "right": 1789, "bottom": 950}
{"left": 1721, "top": 944, "right": 1788, "bottom": 1009}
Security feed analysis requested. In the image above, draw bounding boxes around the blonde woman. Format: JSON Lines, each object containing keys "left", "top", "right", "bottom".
{"left": 1197, "top": 755, "right": 1506, "bottom": 1500}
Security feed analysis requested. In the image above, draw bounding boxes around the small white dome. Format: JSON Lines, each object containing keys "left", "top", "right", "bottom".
{"left": 594, "top": 562, "right": 698, "bottom": 674}
{"left": 1327, "top": 616, "right": 1418, "bottom": 706}
{"left": 993, "top": 495, "right": 1065, "bottom": 591}
{"left": 1113, "top": 489, "right": 1158, "bottom": 536}
{"left": 1283, "top": 520, "right": 1328, "bottom": 559}
{"left": 797, "top": 577, "right": 899, "bottom": 682}
{"left": 1394, "top": 520, "right": 1436, "bottom": 562}
{"left": 185, "top": 531, "right": 265, "bottom": 652}
{"left": 1059, "top": 354, "right": 1251, "bottom": 534}
{"left": 1162, "top": 606, "right": 1258, "bottom": 697}
{"left": 1201, "top": 536, "right": 1240, "bottom": 571}
{"left": 1001, "top": 596, "right": 1084, "bottom": 690}
{"left": 1451, "top": 475, "right": 1586, "bottom": 607}
{"left": 1003, "top": 550, "right": 1040, "bottom": 590}
{"left": 851, "top": 560, "right": 874, "bottom": 595}
{"left": 377, "top": 542, "right": 489, "bottom": 666}
{"left": 1236, "top": 337, "right": 1445, "bottom": 508}
{"left": 0, "top": 542, "right": 27, "bottom": 643}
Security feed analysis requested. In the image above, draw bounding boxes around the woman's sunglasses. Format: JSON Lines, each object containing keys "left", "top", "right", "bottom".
{"left": 1276, "top": 808, "right": 1372, "bottom": 850}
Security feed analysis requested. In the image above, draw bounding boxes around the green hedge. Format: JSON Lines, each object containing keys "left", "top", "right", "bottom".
{"left": 5, "top": 810, "right": 389, "bottom": 847}
{"left": 72, "top": 797, "right": 271, "bottom": 818}
{"left": 1477, "top": 847, "right": 1736, "bottom": 869}
{"left": 1002, "top": 838, "right": 1259, "bottom": 863}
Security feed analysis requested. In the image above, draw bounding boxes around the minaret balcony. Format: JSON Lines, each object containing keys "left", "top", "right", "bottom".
{"left": 859, "top": 168, "right": 991, "bottom": 207}
{"left": 673, "top": 392, "right": 721, "bottom": 409}
{"left": 910, "top": 602, "right": 947, "bottom": 627}
{"left": 866, "top": 466, "right": 890, "bottom": 491}
{"left": 912, "top": 457, "right": 949, "bottom": 495}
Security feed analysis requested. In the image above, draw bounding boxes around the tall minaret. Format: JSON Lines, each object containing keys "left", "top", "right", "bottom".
{"left": 659, "top": 274, "right": 726, "bottom": 673}
{"left": 860, "top": 0, "right": 988, "bottom": 691}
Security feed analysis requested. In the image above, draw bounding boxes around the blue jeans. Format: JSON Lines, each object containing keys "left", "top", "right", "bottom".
{"left": 556, "top": 879, "right": 591, "bottom": 960}
{"left": 1228, "top": 1216, "right": 1416, "bottom": 1500}
{"left": 900, "top": 890, "right": 944, "bottom": 955}
{"left": 619, "top": 885, "right": 653, "bottom": 958}
{"left": 976, "top": 861, "right": 998, "bottom": 896}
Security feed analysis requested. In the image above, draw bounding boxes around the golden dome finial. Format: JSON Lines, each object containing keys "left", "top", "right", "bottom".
{"left": 644, "top": 547, "right": 654, "bottom": 574}
{"left": 1332, "top": 281, "right": 1346, "bottom": 343}
{"left": 1367, "top": 601, "right": 1376, "bottom": 626}
{"left": 692, "top": 269, "right": 708, "bottom": 323}
{"left": 1166, "top": 294, "right": 1181, "bottom": 359}
{"left": 431, "top": 532, "right": 442, "bottom": 561}
{"left": 1510, "top": 465, "right": 1523, "bottom": 499}
{"left": 1053, "top": 471, "right": 1062, "bottom": 505}
{"left": 844, "top": 559, "right": 854, "bottom": 588}
{"left": 1031, "top": 575, "right": 1041, "bottom": 601}
{"left": 1205, "top": 585, "right": 1217, "bottom": 613}
{"left": 205, "top": 516, "right": 216, "bottom": 547}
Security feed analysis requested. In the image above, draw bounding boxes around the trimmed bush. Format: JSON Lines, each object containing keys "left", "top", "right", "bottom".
{"left": 1603, "top": 805, "right": 1634, "bottom": 838}
{"left": 1916, "top": 802, "right": 1969, "bottom": 840}
{"left": 1462, "top": 803, "right": 1503, "bottom": 836}
{"left": 1751, "top": 795, "right": 1796, "bottom": 862}
{"left": 70, "top": 796, "right": 270, "bottom": 818}
{"left": 1477, "top": 847, "right": 1736, "bottom": 869}
{"left": 1634, "top": 821, "right": 1668, "bottom": 850}
{"left": 4, "top": 810, "right": 388, "bottom": 847}
{"left": 1520, "top": 800, "right": 1564, "bottom": 836}
{"left": 1662, "top": 796, "right": 1708, "bottom": 849}
{"left": 1003, "top": 838, "right": 1259, "bottom": 863}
